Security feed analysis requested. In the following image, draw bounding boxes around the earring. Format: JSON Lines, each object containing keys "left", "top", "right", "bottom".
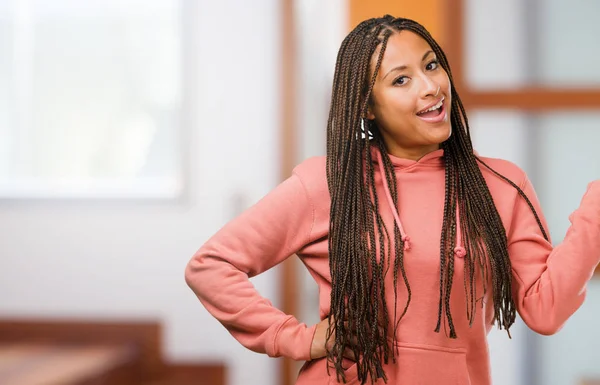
{"left": 361, "top": 118, "right": 374, "bottom": 139}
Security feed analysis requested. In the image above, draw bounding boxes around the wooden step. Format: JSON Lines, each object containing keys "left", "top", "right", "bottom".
{"left": 0, "top": 319, "right": 164, "bottom": 382}
{"left": 0, "top": 342, "right": 141, "bottom": 385}
{"left": 0, "top": 319, "right": 226, "bottom": 385}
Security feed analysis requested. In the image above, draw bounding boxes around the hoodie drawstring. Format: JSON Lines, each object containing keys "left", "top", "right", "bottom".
{"left": 375, "top": 148, "right": 465, "bottom": 258}
{"left": 454, "top": 198, "right": 467, "bottom": 258}
{"left": 454, "top": 203, "right": 466, "bottom": 258}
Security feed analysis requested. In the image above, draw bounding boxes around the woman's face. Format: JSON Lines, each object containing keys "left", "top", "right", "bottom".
{"left": 366, "top": 30, "right": 452, "bottom": 160}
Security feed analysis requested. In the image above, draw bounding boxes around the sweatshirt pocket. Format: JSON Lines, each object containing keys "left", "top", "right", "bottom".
{"left": 327, "top": 343, "right": 471, "bottom": 385}
{"left": 392, "top": 342, "right": 471, "bottom": 385}
{"left": 296, "top": 357, "right": 362, "bottom": 385}
{"left": 327, "top": 357, "right": 361, "bottom": 385}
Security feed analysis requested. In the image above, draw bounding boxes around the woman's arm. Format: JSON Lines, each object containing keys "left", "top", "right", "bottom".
{"left": 508, "top": 174, "right": 600, "bottom": 335}
{"left": 185, "top": 171, "right": 317, "bottom": 360}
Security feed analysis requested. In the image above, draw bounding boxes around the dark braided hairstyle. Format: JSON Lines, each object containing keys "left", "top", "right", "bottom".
{"left": 325, "top": 15, "right": 548, "bottom": 384}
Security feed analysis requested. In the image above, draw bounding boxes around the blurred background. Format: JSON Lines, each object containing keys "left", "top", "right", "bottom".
{"left": 1, "top": 0, "right": 599, "bottom": 384}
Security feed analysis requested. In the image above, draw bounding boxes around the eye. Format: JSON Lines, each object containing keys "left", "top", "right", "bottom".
{"left": 393, "top": 76, "right": 409, "bottom": 86}
{"left": 426, "top": 60, "right": 439, "bottom": 71}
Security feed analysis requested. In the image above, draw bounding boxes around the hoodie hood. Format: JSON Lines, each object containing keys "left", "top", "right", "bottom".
{"left": 371, "top": 145, "right": 466, "bottom": 257}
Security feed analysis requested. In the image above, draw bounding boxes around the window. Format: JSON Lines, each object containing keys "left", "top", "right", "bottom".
{"left": 0, "top": 0, "right": 183, "bottom": 198}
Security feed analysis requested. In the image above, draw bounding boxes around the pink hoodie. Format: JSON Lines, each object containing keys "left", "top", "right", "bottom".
{"left": 185, "top": 148, "right": 600, "bottom": 385}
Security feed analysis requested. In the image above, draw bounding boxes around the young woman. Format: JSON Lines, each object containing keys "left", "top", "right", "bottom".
{"left": 185, "top": 15, "right": 600, "bottom": 385}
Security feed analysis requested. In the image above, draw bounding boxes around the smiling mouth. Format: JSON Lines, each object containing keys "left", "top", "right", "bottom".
{"left": 417, "top": 97, "right": 444, "bottom": 118}
{"left": 416, "top": 98, "right": 447, "bottom": 123}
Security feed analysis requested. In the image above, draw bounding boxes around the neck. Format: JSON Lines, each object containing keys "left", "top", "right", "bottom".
{"left": 382, "top": 140, "right": 440, "bottom": 161}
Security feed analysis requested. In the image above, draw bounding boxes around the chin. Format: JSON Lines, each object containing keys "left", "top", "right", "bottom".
{"left": 427, "top": 124, "right": 452, "bottom": 144}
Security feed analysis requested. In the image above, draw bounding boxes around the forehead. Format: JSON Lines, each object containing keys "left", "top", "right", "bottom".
{"left": 373, "top": 30, "right": 434, "bottom": 75}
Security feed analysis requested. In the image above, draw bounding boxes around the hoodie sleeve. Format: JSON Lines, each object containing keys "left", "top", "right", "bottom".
{"left": 184, "top": 171, "right": 317, "bottom": 360}
{"left": 508, "top": 174, "right": 600, "bottom": 335}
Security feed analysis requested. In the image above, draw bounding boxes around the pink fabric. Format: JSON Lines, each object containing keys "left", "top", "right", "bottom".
{"left": 185, "top": 147, "right": 600, "bottom": 384}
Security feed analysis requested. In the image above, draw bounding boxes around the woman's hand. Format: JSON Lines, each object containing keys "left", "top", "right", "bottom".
{"left": 309, "top": 316, "right": 358, "bottom": 361}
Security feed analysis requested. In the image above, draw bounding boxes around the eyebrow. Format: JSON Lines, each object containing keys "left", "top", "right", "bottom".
{"left": 382, "top": 50, "right": 436, "bottom": 80}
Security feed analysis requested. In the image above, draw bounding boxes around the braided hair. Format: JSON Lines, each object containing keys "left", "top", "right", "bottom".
{"left": 325, "top": 15, "right": 548, "bottom": 384}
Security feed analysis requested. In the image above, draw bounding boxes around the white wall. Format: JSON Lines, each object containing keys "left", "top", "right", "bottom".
{"left": 0, "top": 2, "right": 282, "bottom": 385}
{"left": 294, "top": 0, "right": 347, "bottom": 329}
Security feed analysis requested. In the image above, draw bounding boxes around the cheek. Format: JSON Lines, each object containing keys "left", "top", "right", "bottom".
{"left": 381, "top": 91, "right": 416, "bottom": 115}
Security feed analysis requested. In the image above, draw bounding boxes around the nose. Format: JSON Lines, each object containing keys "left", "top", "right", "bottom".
{"left": 420, "top": 74, "right": 440, "bottom": 98}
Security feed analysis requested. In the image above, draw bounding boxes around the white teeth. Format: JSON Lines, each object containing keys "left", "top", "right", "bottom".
{"left": 418, "top": 98, "right": 444, "bottom": 115}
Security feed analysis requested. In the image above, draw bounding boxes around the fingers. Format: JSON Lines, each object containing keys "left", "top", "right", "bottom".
{"left": 324, "top": 313, "right": 390, "bottom": 362}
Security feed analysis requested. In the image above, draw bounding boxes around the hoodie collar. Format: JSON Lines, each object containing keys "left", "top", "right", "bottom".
{"left": 370, "top": 146, "right": 445, "bottom": 170}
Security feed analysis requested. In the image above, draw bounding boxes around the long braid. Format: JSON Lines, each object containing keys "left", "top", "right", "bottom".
{"left": 326, "top": 15, "right": 548, "bottom": 384}
{"left": 327, "top": 18, "right": 394, "bottom": 384}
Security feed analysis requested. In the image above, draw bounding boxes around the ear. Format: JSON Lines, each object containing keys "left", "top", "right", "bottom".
{"left": 365, "top": 105, "right": 375, "bottom": 120}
